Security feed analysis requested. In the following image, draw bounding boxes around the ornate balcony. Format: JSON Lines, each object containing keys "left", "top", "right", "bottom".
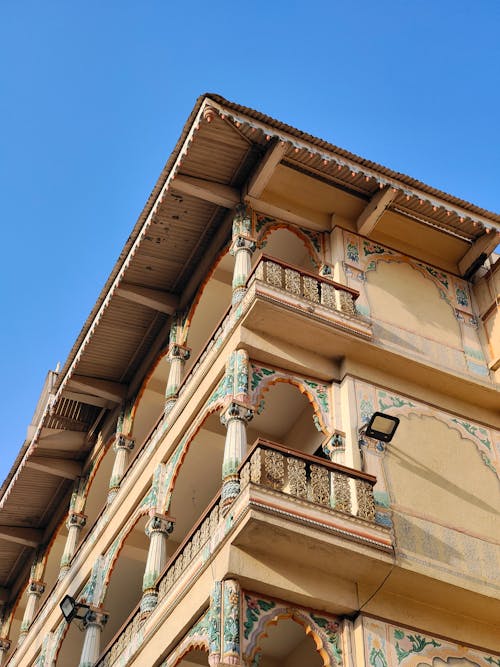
{"left": 240, "top": 439, "right": 377, "bottom": 522}
{"left": 255, "top": 256, "right": 358, "bottom": 316}
{"left": 244, "top": 255, "right": 372, "bottom": 345}
{"left": 97, "top": 440, "right": 391, "bottom": 666}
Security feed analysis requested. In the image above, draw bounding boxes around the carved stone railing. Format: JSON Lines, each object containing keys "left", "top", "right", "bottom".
{"left": 250, "top": 255, "right": 359, "bottom": 317}
{"left": 240, "top": 439, "right": 377, "bottom": 521}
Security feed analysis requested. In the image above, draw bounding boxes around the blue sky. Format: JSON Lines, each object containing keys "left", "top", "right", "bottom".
{"left": 1, "top": 1, "right": 499, "bottom": 483}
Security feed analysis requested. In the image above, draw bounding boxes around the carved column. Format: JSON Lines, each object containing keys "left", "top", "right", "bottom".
{"left": 60, "top": 511, "right": 87, "bottom": 575}
{"left": 164, "top": 343, "right": 190, "bottom": 416}
{"left": 220, "top": 402, "right": 253, "bottom": 515}
{"left": 18, "top": 580, "right": 45, "bottom": 644}
{"left": 108, "top": 434, "right": 135, "bottom": 502}
{"left": 140, "top": 514, "right": 175, "bottom": 613}
{"left": 78, "top": 608, "right": 108, "bottom": 667}
{"left": 230, "top": 204, "right": 256, "bottom": 305}
{"left": 0, "top": 639, "right": 11, "bottom": 666}
{"left": 208, "top": 579, "right": 242, "bottom": 666}
{"left": 322, "top": 432, "right": 346, "bottom": 465}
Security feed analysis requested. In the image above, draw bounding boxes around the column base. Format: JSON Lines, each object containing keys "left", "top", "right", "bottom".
{"left": 221, "top": 477, "right": 240, "bottom": 516}
{"left": 140, "top": 590, "right": 158, "bottom": 615}
{"left": 107, "top": 486, "right": 119, "bottom": 503}
{"left": 164, "top": 397, "right": 177, "bottom": 417}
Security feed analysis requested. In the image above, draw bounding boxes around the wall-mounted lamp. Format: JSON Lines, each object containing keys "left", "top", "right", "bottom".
{"left": 59, "top": 595, "right": 90, "bottom": 625}
{"left": 361, "top": 412, "right": 400, "bottom": 443}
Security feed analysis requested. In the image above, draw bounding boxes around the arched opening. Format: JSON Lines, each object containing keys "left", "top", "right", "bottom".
{"left": 256, "top": 226, "right": 318, "bottom": 271}
{"left": 79, "top": 442, "right": 115, "bottom": 543}
{"left": 173, "top": 647, "right": 209, "bottom": 666}
{"left": 184, "top": 252, "right": 233, "bottom": 375}
{"left": 130, "top": 354, "right": 171, "bottom": 447}
{"left": 2, "top": 593, "right": 26, "bottom": 660}
{"left": 248, "top": 382, "right": 324, "bottom": 455}
{"left": 37, "top": 518, "right": 68, "bottom": 610}
{"left": 168, "top": 411, "right": 226, "bottom": 550}
{"left": 252, "top": 616, "right": 324, "bottom": 667}
{"left": 99, "top": 514, "right": 149, "bottom": 651}
{"left": 55, "top": 619, "right": 82, "bottom": 666}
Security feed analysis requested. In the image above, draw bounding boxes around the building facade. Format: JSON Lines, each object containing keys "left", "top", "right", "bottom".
{"left": 0, "top": 95, "right": 499, "bottom": 667}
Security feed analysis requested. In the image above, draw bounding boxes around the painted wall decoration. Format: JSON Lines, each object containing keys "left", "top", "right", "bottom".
{"left": 355, "top": 380, "right": 499, "bottom": 480}
{"left": 242, "top": 590, "right": 342, "bottom": 666}
{"left": 161, "top": 609, "right": 209, "bottom": 666}
{"left": 363, "top": 616, "right": 499, "bottom": 667}
{"left": 355, "top": 379, "right": 500, "bottom": 589}
{"left": 249, "top": 361, "right": 332, "bottom": 434}
{"left": 342, "top": 231, "right": 489, "bottom": 378}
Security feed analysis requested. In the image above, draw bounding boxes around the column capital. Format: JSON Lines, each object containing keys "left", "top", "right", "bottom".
{"left": 28, "top": 580, "right": 45, "bottom": 596}
{"left": 113, "top": 433, "right": 135, "bottom": 452}
{"left": 82, "top": 607, "right": 108, "bottom": 630}
{"left": 145, "top": 514, "right": 175, "bottom": 538}
{"left": 229, "top": 235, "right": 257, "bottom": 257}
{"left": 232, "top": 202, "right": 253, "bottom": 235}
{"left": 167, "top": 343, "right": 191, "bottom": 363}
{"left": 220, "top": 401, "right": 254, "bottom": 428}
{"left": 66, "top": 511, "right": 87, "bottom": 530}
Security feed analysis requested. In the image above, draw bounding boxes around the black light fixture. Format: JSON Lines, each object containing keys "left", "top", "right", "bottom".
{"left": 363, "top": 412, "right": 400, "bottom": 443}
{"left": 60, "top": 595, "right": 90, "bottom": 624}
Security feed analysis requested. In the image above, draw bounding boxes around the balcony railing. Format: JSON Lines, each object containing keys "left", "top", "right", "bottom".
{"left": 97, "top": 441, "right": 380, "bottom": 666}
{"left": 240, "top": 439, "right": 376, "bottom": 521}
{"left": 250, "top": 254, "right": 360, "bottom": 317}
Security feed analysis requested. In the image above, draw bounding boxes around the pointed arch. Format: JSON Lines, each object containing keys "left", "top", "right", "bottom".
{"left": 256, "top": 217, "right": 323, "bottom": 269}
{"left": 185, "top": 243, "right": 232, "bottom": 330}
{"left": 128, "top": 346, "right": 171, "bottom": 436}
{"left": 250, "top": 362, "right": 331, "bottom": 435}
{"left": 161, "top": 610, "right": 210, "bottom": 666}
{"left": 242, "top": 593, "right": 341, "bottom": 667}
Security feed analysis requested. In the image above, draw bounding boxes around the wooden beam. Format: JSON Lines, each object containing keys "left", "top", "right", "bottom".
{"left": 172, "top": 175, "right": 239, "bottom": 209}
{"left": 37, "top": 428, "right": 88, "bottom": 451}
{"left": 115, "top": 283, "right": 179, "bottom": 314}
{"left": 66, "top": 375, "right": 127, "bottom": 404}
{"left": 458, "top": 231, "right": 500, "bottom": 278}
{"left": 356, "top": 186, "right": 397, "bottom": 236}
{"left": 26, "top": 456, "right": 81, "bottom": 480}
{"left": 246, "top": 140, "right": 287, "bottom": 198}
{"left": 245, "top": 195, "right": 328, "bottom": 232}
{"left": 0, "top": 526, "right": 42, "bottom": 548}
{"left": 0, "top": 587, "right": 8, "bottom": 604}
{"left": 60, "top": 389, "right": 111, "bottom": 409}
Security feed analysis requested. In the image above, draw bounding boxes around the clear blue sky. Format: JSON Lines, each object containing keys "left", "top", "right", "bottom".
{"left": 1, "top": 1, "right": 499, "bottom": 483}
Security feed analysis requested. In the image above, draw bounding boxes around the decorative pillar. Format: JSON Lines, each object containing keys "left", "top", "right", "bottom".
{"left": 230, "top": 204, "right": 256, "bottom": 305}
{"left": 220, "top": 402, "right": 253, "bottom": 515}
{"left": 60, "top": 475, "right": 87, "bottom": 577}
{"left": 140, "top": 513, "right": 175, "bottom": 613}
{"left": 60, "top": 511, "right": 87, "bottom": 575}
{"left": 18, "top": 580, "right": 45, "bottom": 644}
{"left": 164, "top": 343, "right": 191, "bottom": 416}
{"left": 321, "top": 431, "right": 346, "bottom": 465}
{"left": 0, "top": 639, "right": 11, "bottom": 666}
{"left": 208, "top": 580, "right": 242, "bottom": 666}
{"left": 78, "top": 608, "right": 108, "bottom": 667}
{"left": 108, "top": 433, "right": 135, "bottom": 502}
